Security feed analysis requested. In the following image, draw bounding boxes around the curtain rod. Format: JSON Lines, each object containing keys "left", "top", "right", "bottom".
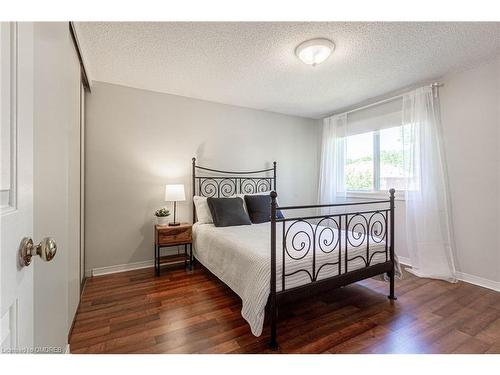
{"left": 327, "top": 81, "right": 444, "bottom": 118}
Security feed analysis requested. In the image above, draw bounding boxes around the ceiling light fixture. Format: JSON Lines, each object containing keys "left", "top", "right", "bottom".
{"left": 295, "top": 38, "right": 335, "bottom": 66}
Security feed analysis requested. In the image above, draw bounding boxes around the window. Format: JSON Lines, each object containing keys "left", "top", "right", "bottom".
{"left": 345, "top": 125, "right": 407, "bottom": 192}
{"left": 345, "top": 132, "right": 373, "bottom": 191}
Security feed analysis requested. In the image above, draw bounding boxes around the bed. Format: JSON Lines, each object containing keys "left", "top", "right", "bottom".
{"left": 191, "top": 158, "right": 397, "bottom": 349}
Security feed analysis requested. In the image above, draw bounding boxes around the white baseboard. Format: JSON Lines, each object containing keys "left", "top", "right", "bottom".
{"left": 398, "top": 255, "right": 500, "bottom": 292}
{"left": 89, "top": 259, "right": 154, "bottom": 277}
{"left": 85, "top": 247, "right": 184, "bottom": 277}
{"left": 87, "top": 247, "right": 182, "bottom": 277}
{"left": 455, "top": 271, "right": 500, "bottom": 292}
{"left": 397, "top": 256, "right": 412, "bottom": 266}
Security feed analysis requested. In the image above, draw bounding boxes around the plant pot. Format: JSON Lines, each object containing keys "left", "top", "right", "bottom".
{"left": 156, "top": 216, "right": 169, "bottom": 225}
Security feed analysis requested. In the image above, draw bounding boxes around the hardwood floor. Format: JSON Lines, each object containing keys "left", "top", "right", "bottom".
{"left": 70, "top": 264, "right": 500, "bottom": 354}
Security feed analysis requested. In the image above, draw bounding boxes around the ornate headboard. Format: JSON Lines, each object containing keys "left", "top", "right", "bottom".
{"left": 191, "top": 157, "right": 276, "bottom": 221}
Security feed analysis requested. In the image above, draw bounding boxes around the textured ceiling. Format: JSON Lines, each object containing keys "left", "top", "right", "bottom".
{"left": 75, "top": 22, "right": 500, "bottom": 119}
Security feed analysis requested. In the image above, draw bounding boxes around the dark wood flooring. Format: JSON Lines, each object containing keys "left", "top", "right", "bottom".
{"left": 70, "top": 264, "right": 500, "bottom": 354}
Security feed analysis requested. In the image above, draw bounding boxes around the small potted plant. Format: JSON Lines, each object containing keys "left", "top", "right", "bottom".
{"left": 154, "top": 207, "right": 170, "bottom": 225}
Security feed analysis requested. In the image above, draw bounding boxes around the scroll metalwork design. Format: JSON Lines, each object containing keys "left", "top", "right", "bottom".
{"left": 367, "top": 211, "right": 389, "bottom": 264}
{"left": 256, "top": 179, "right": 271, "bottom": 193}
{"left": 368, "top": 211, "right": 387, "bottom": 244}
{"left": 240, "top": 178, "right": 271, "bottom": 194}
{"left": 282, "top": 217, "right": 343, "bottom": 285}
{"left": 199, "top": 178, "right": 219, "bottom": 198}
{"left": 282, "top": 219, "right": 315, "bottom": 287}
{"left": 283, "top": 268, "right": 313, "bottom": 284}
{"left": 316, "top": 217, "right": 340, "bottom": 254}
{"left": 345, "top": 211, "right": 389, "bottom": 268}
{"left": 219, "top": 178, "right": 236, "bottom": 197}
{"left": 281, "top": 210, "right": 390, "bottom": 287}
{"left": 346, "top": 214, "right": 368, "bottom": 249}
{"left": 314, "top": 216, "right": 342, "bottom": 280}
{"left": 241, "top": 179, "right": 258, "bottom": 194}
{"left": 346, "top": 214, "right": 370, "bottom": 268}
{"left": 283, "top": 220, "right": 314, "bottom": 261}
{"left": 196, "top": 177, "right": 273, "bottom": 197}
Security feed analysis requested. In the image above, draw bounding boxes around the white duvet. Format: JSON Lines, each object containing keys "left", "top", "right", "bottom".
{"left": 193, "top": 221, "right": 390, "bottom": 336}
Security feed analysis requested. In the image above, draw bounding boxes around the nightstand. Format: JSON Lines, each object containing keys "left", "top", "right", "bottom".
{"left": 154, "top": 223, "right": 193, "bottom": 276}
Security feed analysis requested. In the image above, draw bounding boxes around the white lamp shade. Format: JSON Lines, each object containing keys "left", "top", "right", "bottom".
{"left": 164, "top": 184, "right": 186, "bottom": 202}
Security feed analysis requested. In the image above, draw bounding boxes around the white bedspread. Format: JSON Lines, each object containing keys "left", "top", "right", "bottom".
{"left": 193, "top": 221, "right": 391, "bottom": 336}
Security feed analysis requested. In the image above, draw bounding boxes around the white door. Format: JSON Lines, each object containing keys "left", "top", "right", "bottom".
{"left": 1, "top": 22, "right": 81, "bottom": 354}
{"left": 32, "top": 22, "right": 81, "bottom": 351}
{"left": 0, "top": 22, "right": 35, "bottom": 352}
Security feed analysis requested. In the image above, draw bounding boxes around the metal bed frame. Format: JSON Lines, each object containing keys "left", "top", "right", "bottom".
{"left": 191, "top": 158, "right": 396, "bottom": 349}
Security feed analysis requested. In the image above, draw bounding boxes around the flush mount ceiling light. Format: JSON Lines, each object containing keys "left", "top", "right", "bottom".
{"left": 295, "top": 38, "right": 335, "bottom": 66}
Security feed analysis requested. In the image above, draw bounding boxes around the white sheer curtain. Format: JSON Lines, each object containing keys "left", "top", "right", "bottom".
{"left": 318, "top": 114, "right": 347, "bottom": 204}
{"left": 402, "top": 86, "right": 457, "bottom": 282}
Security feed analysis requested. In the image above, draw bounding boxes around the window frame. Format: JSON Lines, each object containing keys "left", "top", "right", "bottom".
{"left": 344, "top": 128, "right": 406, "bottom": 201}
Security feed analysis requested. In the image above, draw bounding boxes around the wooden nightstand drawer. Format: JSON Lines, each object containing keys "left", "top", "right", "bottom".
{"left": 154, "top": 223, "right": 193, "bottom": 276}
{"left": 155, "top": 223, "right": 192, "bottom": 245}
{"left": 158, "top": 228, "right": 191, "bottom": 245}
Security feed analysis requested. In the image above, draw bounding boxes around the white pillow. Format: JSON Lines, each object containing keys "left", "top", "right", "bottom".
{"left": 193, "top": 196, "right": 213, "bottom": 224}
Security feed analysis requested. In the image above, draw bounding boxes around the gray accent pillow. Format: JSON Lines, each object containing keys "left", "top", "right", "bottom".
{"left": 244, "top": 194, "right": 284, "bottom": 224}
{"left": 206, "top": 197, "right": 252, "bottom": 227}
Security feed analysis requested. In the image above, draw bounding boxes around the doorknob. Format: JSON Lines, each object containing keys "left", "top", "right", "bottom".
{"left": 19, "top": 237, "right": 57, "bottom": 267}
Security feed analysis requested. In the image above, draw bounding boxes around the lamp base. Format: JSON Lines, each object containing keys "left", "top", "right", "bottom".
{"left": 168, "top": 222, "right": 181, "bottom": 227}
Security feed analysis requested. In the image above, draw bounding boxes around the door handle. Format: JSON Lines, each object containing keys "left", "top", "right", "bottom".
{"left": 19, "top": 237, "right": 57, "bottom": 267}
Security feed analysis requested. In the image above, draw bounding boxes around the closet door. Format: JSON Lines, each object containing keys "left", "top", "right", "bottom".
{"left": 80, "top": 81, "right": 85, "bottom": 290}
{"left": 33, "top": 22, "right": 81, "bottom": 351}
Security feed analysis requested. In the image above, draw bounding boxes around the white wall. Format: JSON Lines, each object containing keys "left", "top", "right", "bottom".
{"left": 85, "top": 82, "right": 319, "bottom": 273}
{"left": 393, "top": 54, "right": 500, "bottom": 285}
{"left": 440, "top": 54, "right": 500, "bottom": 283}
{"left": 33, "top": 22, "right": 81, "bottom": 349}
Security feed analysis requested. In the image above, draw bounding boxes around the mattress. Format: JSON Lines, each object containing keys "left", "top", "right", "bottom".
{"left": 192, "top": 221, "right": 389, "bottom": 336}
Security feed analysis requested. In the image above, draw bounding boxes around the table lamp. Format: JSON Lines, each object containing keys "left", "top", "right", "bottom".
{"left": 164, "top": 184, "right": 185, "bottom": 226}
